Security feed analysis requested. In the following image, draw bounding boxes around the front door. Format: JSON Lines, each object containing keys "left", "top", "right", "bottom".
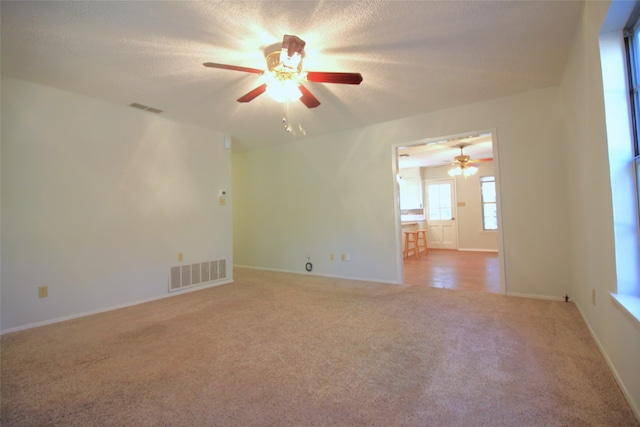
{"left": 425, "top": 179, "right": 457, "bottom": 249}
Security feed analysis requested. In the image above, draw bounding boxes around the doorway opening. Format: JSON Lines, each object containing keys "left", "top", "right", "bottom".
{"left": 393, "top": 130, "right": 505, "bottom": 294}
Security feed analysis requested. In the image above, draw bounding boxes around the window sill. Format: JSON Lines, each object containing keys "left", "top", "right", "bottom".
{"left": 610, "top": 293, "right": 640, "bottom": 328}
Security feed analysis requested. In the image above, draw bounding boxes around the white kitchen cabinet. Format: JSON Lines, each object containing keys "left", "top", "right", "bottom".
{"left": 399, "top": 168, "right": 423, "bottom": 210}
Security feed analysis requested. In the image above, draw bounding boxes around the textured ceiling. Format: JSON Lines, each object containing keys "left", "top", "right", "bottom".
{"left": 1, "top": 1, "right": 584, "bottom": 152}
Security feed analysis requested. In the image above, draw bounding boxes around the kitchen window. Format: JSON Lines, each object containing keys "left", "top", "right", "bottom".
{"left": 480, "top": 176, "right": 497, "bottom": 230}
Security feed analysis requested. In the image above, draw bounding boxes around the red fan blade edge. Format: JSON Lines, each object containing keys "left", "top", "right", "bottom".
{"left": 306, "top": 71, "right": 363, "bottom": 85}
{"left": 298, "top": 85, "right": 321, "bottom": 108}
{"left": 203, "top": 62, "right": 264, "bottom": 75}
{"left": 237, "top": 84, "right": 267, "bottom": 103}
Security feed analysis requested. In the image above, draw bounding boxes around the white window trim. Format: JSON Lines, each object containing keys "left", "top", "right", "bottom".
{"left": 600, "top": 22, "right": 640, "bottom": 325}
{"left": 480, "top": 175, "right": 497, "bottom": 231}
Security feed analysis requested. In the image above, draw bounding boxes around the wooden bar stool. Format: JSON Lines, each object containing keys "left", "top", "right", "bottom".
{"left": 416, "top": 229, "right": 428, "bottom": 256}
{"left": 403, "top": 231, "right": 420, "bottom": 259}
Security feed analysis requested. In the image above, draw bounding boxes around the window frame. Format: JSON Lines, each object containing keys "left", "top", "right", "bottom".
{"left": 480, "top": 175, "right": 497, "bottom": 231}
{"left": 624, "top": 4, "right": 640, "bottom": 221}
{"left": 601, "top": 1, "right": 640, "bottom": 316}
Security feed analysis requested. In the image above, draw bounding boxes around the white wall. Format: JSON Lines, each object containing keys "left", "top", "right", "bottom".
{"left": 423, "top": 161, "right": 499, "bottom": 251}
{"left": 560, "top": 0, "right": 640, "bottom": 417}
{"left": 233, "top": 85, "right": 571, "bottom": 298}
{"left": 233, "top": 130, "right": 399, "bottom": 282}
{"left": 1, "top": 77, "right": 233, "bottom": 332}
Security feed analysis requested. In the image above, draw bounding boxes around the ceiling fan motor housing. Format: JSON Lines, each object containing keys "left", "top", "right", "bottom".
{"left": 454, "top": 154, "right": 471, "bottom": 164}
{"left": 266, "top": 51, "right": 303, "bottom": 74}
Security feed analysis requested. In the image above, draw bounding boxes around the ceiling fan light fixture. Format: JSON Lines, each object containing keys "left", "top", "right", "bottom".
{"left": 448, "top": 145, "right": 479, "bottom": 178}
{"left": 464, "top": 165, "right": 478, "bottom": 177}
{"left": 266, "top": 50, "right": 303, "bottom": 74}
{"left": 447, "top": 165, "right": 478, "bottom": 178}
{"left": 265, "top": 75, "right": 302, "bottom": 102}
{"left": 264, "top": 49, "right": 303, "bottom": 102}
{"left": 448, "top": 166, "right": 462, "bottom": 177}
{"left": 280, "top": 34, "right": 306, "bottom": 70}
{"left": 203, "top": 34, "right": 361, "bottom": 109}
{"left": 279, "top": 50, "right": 302, "bottom": 71}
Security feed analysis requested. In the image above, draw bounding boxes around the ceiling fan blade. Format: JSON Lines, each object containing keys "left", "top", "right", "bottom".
{"left": 237, "top": 84, "right": 267, "bottom": 103}
{"left": 470, "top": 158, "right": 493, "bottom": 164}
{"left": 298, "top": 85, "right": 321, "bottom": 108}
{"left": 203, "top": 62, "right": 264, "bottom": 75}
{"left": 306, "top": 71, "right": 363, "bottom": 85}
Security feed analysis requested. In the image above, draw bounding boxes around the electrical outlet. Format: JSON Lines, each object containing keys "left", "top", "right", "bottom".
{"left": 592, "top": 289, "right": 596, "bottom": 305}
{"left": 341, "top": 254, "right": 346, "bottom": 262}
{"left": 219, "top": 197, "right": 226, "bottom": 206}
{"left": 38, "top": 286, "right": 48, "bottom": 298}
{"left": 178, "top": 252, "right": 184, "bottom": 262}
{"left": 330, "top": 253, "right": 334, "bottom": 261}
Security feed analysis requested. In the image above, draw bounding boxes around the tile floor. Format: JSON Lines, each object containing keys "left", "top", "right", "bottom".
{"left": 402, "top": 249, "right": 501, "bottom": 293}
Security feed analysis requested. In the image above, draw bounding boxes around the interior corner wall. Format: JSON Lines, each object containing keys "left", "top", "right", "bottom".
{"left": 560, "top": 0, "right": 640, "bottom": 416}
{"left": 233, "top": 85, "right": 571, "bottom": 298}
{"left": 1, "top": 77, "right": 233, "bottom": 332}
{"left": 232, "top": 131, "right": 401, "bottom": 282}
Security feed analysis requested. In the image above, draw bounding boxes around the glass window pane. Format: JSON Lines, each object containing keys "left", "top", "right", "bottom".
{"left": 632, "top": 91, "right": 640, "bottom": 150}
{"left": 484, "top": 203, "right": 496, "bottom": 218}
{"left": 636, "top": 158, "right": 640, "bottom": 213}
{"left": 634, "top": 30, "right": 640, "bottom": 82}
{"left": 428, "top": 182, "right": 452, "bottom": 221}
{"left": 483, "top": 207, "right": 497, "bottom": 230}
{"left": 481, "top": 182, "right": 496, "bottom": 202}
{"left": 485, "top": 217, "right": 498, "bottom": 230}
{"left": 480, "top": 176, "right": 497, "bottom": 230}
{"left": 629, "top": 14, "right": 640, "bottom": 232}
{"left": 635, "top": 92, "right": 640, "bottom": 154}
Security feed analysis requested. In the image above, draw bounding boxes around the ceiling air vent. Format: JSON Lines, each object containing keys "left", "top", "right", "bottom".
{"left": 129, "top": 102, "right": 163, "bottom": 114}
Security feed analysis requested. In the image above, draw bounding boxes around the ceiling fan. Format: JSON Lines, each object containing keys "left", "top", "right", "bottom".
{"left": 451, "top": 145, "right": 492, "bottom": 167}
{"left": 448, "top": 145, "right": 491, "bottom": 177}
{"left": 203, "top": 35, "right": 363, "bottom": 108}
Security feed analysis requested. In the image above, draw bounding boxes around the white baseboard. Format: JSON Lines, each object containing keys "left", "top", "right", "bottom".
{"left": 505, "top": 292, "right": 566, "bottom": 302}
{"left": 1, "top": 279, "right": 233, "bottom": 335}
{"left": 574, "top": 300, "right": 640, "bottom": 423}
{"left": 234, "top": 264, "right": 401, "bottom": 285}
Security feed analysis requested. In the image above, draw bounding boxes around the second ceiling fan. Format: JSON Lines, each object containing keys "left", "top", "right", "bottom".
{"left": 203, "top": 35, "right": 363, "bottom": 108}
{"left": 447, "top": 144, "right": 492, "bottom": 178}
{"left": 451, "top": 145, "right": 489, "bottom": 167}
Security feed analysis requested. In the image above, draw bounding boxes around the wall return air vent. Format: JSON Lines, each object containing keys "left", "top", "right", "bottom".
{"left": 169, "top": 259, "right": 227, "bottom": 292}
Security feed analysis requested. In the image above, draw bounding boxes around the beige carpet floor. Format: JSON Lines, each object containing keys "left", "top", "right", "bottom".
{"left": 1, "top": 267, "right": 638, "bottom": 426}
